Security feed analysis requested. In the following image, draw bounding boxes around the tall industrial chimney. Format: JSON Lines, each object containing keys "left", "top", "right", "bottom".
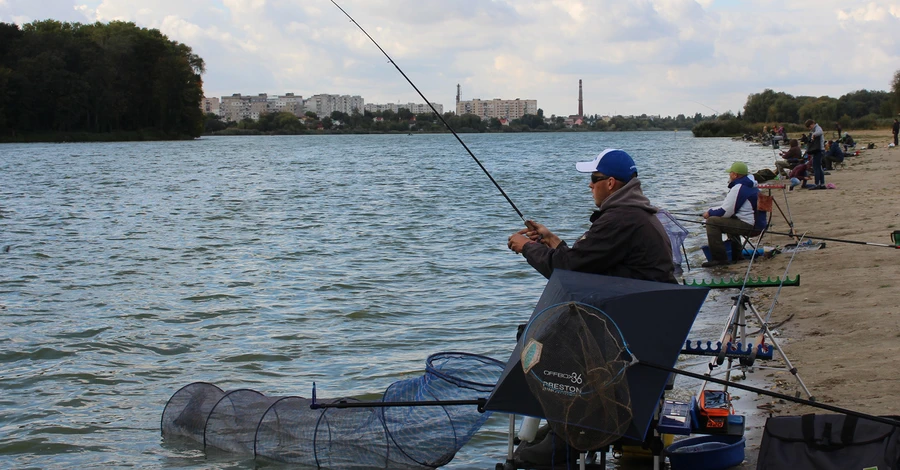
{"left": 456, "top": 84, "right": 461, "bottom": 105}
{"left": 578, "top": 79, "right": 583, "bottom": 118}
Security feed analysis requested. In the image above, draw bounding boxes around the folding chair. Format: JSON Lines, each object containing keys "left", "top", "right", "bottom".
{"left": 738, "top": 194, "right": 774, "bottom": 256}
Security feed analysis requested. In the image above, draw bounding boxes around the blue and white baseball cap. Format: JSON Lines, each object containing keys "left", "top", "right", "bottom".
{"left": 575, "top": 149, "right": 637, "bottom": 182}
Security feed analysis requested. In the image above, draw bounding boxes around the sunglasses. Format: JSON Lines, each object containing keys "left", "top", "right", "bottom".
{"left": 591, "top": 174, "right": 612, "bottom": 184}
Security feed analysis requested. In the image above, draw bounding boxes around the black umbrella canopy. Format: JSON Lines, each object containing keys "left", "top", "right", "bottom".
{"left": 484, "top": 269, "right": 709, "bottom": 443}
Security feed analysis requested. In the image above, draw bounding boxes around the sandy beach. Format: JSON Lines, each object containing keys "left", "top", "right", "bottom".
{"left": 682, "top": 129, "right": 900, "bottom": 468}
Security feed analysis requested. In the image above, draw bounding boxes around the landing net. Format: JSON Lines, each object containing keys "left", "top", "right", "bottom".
{"left": 657, "top": 209, "right": 690, "bottom": 266}
{"left": 520, "top": 302, "right": 634, "bottom": 451}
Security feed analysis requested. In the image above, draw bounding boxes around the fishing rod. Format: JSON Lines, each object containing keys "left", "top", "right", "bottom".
{"left": 310, "top": 361, "right": 900, "bottom": 429}
{"left": 673, "top": 216, "right": 900, "bottom": 249}
{"left": 330, "top": 0, "right": 528, "bottom": 225}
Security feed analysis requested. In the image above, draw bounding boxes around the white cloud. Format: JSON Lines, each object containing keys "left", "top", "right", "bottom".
{"left": 2, "top": 0, "right": 899, "bottom": 117}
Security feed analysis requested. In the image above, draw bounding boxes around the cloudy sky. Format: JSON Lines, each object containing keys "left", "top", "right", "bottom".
{"left": 2, "top": 0, "right": 899, "bottom": 117}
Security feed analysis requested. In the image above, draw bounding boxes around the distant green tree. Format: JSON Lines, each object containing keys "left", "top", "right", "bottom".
{"left": 743, "top": 89, "right": 780, "bottom": 123}
{"left": 0, "top": 20, "right": 204, "bottom": 140}
{"left": 798, "top": 97, "right": 838, "bottom": 125}
{"left": 204, "top": 112, "right": 226, "bottom": 132}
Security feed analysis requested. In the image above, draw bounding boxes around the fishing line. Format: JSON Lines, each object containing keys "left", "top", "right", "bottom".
{"left": 330, "top": 0, "right": 528, "bottom": 223}
{"left": 673, "top": 216, "right": 899, "bottom": 249}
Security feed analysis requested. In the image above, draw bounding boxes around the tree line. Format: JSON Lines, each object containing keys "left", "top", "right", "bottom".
{"left": 693, "top": 81, "right": 900, "bottom": 137}
{"left": 0, "top": 20, "right": 205, "bottom": 142}
{"left": 206, "top": 107, "right": 713, "bottom": 135}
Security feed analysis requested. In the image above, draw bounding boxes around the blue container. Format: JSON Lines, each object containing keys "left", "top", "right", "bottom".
{"left": 665, "top": 434, "right": 745, "bottom": 470}
{"left": 741, "top": 247, "right": 764, "bottom": 259}
{"left": 700, "top": 241, "right": 734, "bottom": 262}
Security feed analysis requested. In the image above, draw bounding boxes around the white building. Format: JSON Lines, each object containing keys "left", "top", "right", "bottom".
{"left": 304, "top": 94, "right": 365, "bottom": 117}
{"left": 364, "top": 102, "right": 444, "bottom": 115}
{"left": 269, "top": 93, "right": 304, "bottom": 116}
{"left": 455, "top": 98, "right": 537, "bottom": 120}
{"left": 216, "top": 93, "right": 307, "bottom": 121}
{"left": 220, "top": 94, "right": 252, "bottom": 122}
{"left": 201, "top": 97, "right": 220, "bottom": 116}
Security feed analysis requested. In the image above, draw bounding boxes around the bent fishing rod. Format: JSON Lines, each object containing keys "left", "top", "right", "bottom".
{"left": 670, "top": 214, "right": 900, "bottom": 249}
{"left": 330, "top": 1, "right": 528, "bottom": 226}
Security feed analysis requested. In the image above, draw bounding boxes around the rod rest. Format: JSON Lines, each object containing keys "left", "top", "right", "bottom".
{"left": 681, "top": 340, "right": 774, "bottom": 360}
{"left": 683, "top": 275, "right": 800, "bottom": 289}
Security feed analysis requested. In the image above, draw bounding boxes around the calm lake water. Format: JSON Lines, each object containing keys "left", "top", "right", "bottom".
{"left": 0, "top": 132, "right": 780, "bottom": 469}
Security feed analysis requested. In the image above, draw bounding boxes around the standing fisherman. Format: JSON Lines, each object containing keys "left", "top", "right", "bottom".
{"left": 805, "top": 119, "right": 826, "bottom": 189}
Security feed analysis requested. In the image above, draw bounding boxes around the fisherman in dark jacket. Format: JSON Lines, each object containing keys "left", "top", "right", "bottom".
{"left": 507, "top": 148, "right": 676, "bottom": 284}
{"left": 506, "top": 149, "right": 676, "bottom": 467}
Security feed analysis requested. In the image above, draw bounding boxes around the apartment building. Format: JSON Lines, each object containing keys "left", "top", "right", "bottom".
{"left": 455, "top": 98, "right": 537, "bottom": 120}
{"left": 364, "top": 102, "right": 444, "bottom": 115}
{"left": 304, "top": 94, "right": 365, "bottom": 117}
{"left": 269, "top": 93, "right": 304, "bottom": 116}
{"left": 201, "top": 97, "right": 220, "bottom": 116}
{"left": 216, "top": 93, "right": 305, "bottom": 121}
{"left": 219, "top": 94, "right": 252, "bottom": 122}
{"left": 210, "top": 93, "right": 365, "bottom": 121}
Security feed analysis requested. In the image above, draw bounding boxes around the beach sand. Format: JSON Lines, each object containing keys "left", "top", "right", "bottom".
{"left": 681, "top": 129, "right": 900, "bottom": 468}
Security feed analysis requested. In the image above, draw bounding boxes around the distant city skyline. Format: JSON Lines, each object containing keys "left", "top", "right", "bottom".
{"left": 2, "top": 1, "right": 898, "bottom": 118}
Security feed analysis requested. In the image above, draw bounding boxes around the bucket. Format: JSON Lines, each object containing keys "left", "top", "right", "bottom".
{"left": 665, "top": 434, "right": 745, "bottom": 470}
{"left": 891, "top": 230, "right": 900, "bottom": 246}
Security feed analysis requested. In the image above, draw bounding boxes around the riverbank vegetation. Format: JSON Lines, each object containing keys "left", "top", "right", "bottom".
{"left": 0, "top": 21, "right": 205, "bottom": 142}
{"left": 204, "top": 108, "right": 712, "bottom": 136}
{"left": 693, "top": 86, "right": 899, "bottom": 137}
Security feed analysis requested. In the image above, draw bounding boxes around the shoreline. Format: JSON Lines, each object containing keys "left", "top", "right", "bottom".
{"left": 684, "top": 130, "right": 900, "bottom": 468}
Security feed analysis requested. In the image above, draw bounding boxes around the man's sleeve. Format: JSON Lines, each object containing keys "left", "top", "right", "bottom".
{"left": 708, "top": 186, "right": 739, "bottom": 218}
{"left": 521, "top": 217, "right": 630, "bottom": 278}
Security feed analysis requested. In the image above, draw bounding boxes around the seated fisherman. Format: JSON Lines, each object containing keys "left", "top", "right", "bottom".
{"left": 788, "top": 158, "right": 811, "bottom": 190}
{"left": 775, "top": 138, "right": 802, "bottom": 178}
{"left": 702, "top": 162, "right": 767, "bottom": 267}
{"left": 823, "top": 140, "right": 844, "bottom": 170}
{"left": 841, "top": 132, "right": 856, "bottom": 152}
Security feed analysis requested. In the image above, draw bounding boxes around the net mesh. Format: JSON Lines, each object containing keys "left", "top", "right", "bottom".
{"left": 656, "top": 209, "right": 689, "bottom": 266}
{"left": 161, "top": 352, "right": 503, "bottom": 468}
{"left": 520, "top": 302, "right": 633, "bottom": 451}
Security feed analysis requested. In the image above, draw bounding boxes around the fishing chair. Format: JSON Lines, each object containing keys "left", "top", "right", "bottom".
{"left": 737, "top": 194, "right": 774, "bottom": 257}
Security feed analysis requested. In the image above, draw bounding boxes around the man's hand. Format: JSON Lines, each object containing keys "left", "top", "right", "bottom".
{"left": 702, "top": 211, "right": 710, "bottom": 220}
{"left": 524, "top": 220, "right": 561, "bottom": 248}
{"left": 507, "top": 230, "right": 533, "bottom": 254}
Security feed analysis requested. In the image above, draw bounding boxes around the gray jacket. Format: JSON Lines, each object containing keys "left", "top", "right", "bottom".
{"left": 521, "top": 178, "right": 677, "bottom": 283}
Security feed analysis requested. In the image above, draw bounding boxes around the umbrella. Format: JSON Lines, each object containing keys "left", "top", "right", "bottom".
{"left": 484, "top": 269, "right": 709, "bottom": 444}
